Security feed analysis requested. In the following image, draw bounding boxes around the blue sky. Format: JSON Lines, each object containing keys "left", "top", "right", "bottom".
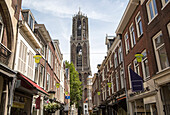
{"left": 22, "top": 0, "right": 128, "bottom": 75}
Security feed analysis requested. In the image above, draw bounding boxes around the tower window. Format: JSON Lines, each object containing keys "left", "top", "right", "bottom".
{"left": 77, "top": 44, "right": 82, "bottom": 66}
{"left": 77, "top": 18, "right": 81, "bottom": 37}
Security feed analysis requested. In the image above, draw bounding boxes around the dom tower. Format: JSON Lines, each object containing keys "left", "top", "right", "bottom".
{"left": 70, "top": 10, "right": 91, "bottom": 114}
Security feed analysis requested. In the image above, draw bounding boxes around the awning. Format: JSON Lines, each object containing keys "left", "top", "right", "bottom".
{"left": 144, "top": 95, "right": 156, "bottom": 104}
{"left": 18, "top": 73, "right": 48, "bottom": 95}
{"left": 0, "top": 63, "right": 17, "bottom": 77}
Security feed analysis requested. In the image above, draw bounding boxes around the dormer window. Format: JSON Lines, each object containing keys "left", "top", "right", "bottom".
{"left": 28, "top": 14, "right": 33, "bottom": 30}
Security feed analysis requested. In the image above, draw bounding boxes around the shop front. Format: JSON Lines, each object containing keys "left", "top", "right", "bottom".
{"left": 0, "top": 63, "right": 17, "bottom": 115}
{"left": 128, "top": 81, "right": 158, "bottom": 115}
{"left": 11, "top": 73, "right": 48, "bottom": 115}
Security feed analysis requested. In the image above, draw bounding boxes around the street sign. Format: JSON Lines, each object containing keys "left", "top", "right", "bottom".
{"left": 65, "top": 96, "right": 70, "bottom": 99}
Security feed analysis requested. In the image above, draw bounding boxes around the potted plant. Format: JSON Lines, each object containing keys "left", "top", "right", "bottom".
{"left": 44, "top": 102, "right": 61, "bottom": 113}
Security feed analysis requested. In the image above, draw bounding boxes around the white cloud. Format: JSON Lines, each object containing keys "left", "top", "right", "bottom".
{"left": 22, "top": 0, "right": 128, "bottom": 74}
{"left": 22, "top": 0, "right": 127, "bottom": 22}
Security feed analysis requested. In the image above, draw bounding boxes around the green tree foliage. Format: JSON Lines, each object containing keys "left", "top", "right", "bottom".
{"left": 65, "top": 61, "right": 82, "bottom": 107}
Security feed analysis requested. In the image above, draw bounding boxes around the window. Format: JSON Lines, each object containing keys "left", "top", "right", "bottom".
{"left": 54, "top": 79, "right": 56, "bottom": 90}
{"left": 167, "top": 23, "right": 170, "bottom": 37}
{"left": 135, "top": 13, "right": 143, "bottom": 37}
{"left": 129, "top": 23, "right": 136, "bottom": 47}
{"left": 38, "top": 65, "right": 44, "bottom": 87}
{"left": 46, "top": 73, "right": 50, "bottom": 90}
{"left": 120, "top": 69, "right": 124, "bottom": 89}
{"left": 51, "top": 53, "right": 53, "bottom": 68}
{"left": 124, "top": 32, "right": 130, "bottom": 54}
{"left": 102, "top": 69, "right": 105, "bottom": 81}
{"left": 152, "top": 31, "right": 169, "bottom": 71}
{"left": 27, "top": 51, "right": 34, "bottom": 80}
{"left": 0, "top": 13, "right": 4, "bottom": 42}
{"left": 128, "top": 64, "right": 132, "bottom": 88}
{"left": 108, "top": 79, "right": 110, "bottom": 96}
{"left": 141, "top": 50, "right": 150, "bottom": 80}
{"left": 146, "top": 0, "right": 158, "bottom": 22}
{"left": 114, "top": 53, "right": 118, "bottom": 68}
{"left": 110, "top": 58, "right": 112, "bottom": 67}
{"left": 28, "top": 14, "right": 33, "bottom": 30}
{"left": 48, "top": 49, "right": 51, "bottom": 65}
{"left": 41, "top": 43, "right": 45, "bottom": 56}
{"left": 161, "top": 0, "right": 169, "bottom": 7}
{"left": 133, "top": 59, "right": 140, "bottom": 75}
{"left": 18, "top": 41, "right": 27, "bottom": 74}
{"left": 118, "top": 47, "right": 123, "bottom": 63}
{"left": 77, "top": 18, "right": 81, "bottom": 37}
{"left": 111, "top": 75, "right": 114, "bottom": 94}
{"left": 105, "top": 86, "right": 107, "bottom": 99}
{"left": 115, "top": 73, "right": 119, "bottom": 91}
{"left": 77, "top": 44, "right": 82, "bottom": 66}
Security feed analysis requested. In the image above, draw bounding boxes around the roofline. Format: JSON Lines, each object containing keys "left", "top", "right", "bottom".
{"left": 115, "top": 0, "right": 139, "bottom": 34}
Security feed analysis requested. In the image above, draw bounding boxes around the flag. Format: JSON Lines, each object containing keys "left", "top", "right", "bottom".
{"left": 129, "top": 68, "right": 144, "bottom": 92}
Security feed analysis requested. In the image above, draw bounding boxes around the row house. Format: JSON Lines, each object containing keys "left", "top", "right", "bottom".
{"left": 92, "top": 35, "right": 126, "bottom": 115}
{"left": 13, "top": 9, "right": 49, "bottom": 115}
{"left": 0, "top": 0, "right": 22, "bottom": 114}
{"left": 92, "top": 73, "right": 101, "bottom": 114}
{"left": 115, "top": 0, "right": 170, "bottom": 115}
{"left": 63, "top": 61, "right": 70, "bottom": 114}
{"left": 11, "top": 8, "right": 65, "bottom": 115}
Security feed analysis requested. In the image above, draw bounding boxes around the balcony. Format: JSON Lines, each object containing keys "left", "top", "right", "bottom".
{"left": 0, "top": 43, "right": 11, "bottom": 65}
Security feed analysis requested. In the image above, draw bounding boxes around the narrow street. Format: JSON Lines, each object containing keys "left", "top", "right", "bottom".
{"left": 0, "top": 0, "right": 170, "bottom": 115}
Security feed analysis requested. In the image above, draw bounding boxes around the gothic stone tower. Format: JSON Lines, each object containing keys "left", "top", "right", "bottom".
{"left": 70, "top": 10, "right": 91, "bottom": 110}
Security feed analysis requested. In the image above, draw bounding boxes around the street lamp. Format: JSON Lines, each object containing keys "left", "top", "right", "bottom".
{"left": 33, "top": 54, "right": 42, "bottom": 63}
{"left": 97, "top": 92, "right": 101, "bottom": 96}
{"left": 56, "top": 83, "right": 60, "bottom": 88}
{"left": 65, "top": 91, "right": 68, "bottom": 95}
{"left": 107, "top": 82, "right": 112, "bottom": 88}
{"left": 135, "top": 53, "right": 143, "bottom": 62}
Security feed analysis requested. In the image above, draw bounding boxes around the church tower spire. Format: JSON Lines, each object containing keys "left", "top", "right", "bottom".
{"left": 70, "top": 10, "right": 91, "bottom": 114}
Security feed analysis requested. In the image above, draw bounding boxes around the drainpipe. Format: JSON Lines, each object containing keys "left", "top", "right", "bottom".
{"left": 8, "top": 76, "right": 17, "bottom": 115}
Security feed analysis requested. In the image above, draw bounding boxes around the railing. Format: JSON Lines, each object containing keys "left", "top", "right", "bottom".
{"left": 0, "top": 43, "right": 11, "bottom": 65}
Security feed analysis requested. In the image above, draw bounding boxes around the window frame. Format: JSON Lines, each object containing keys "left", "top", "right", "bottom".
{"left": 114, "top": 53, "right": 118, "bottom": 68}
{"left": 18, "top": 41, "right": 27, "bottom": 74}
{"left": 161, "top": 0, "right": 170, "bottom": 9}
{"left": 111, "top": 75, "right": 114, "bottom": 94}
{"left": 124, "top": 32, "right": 130, "bottom": 54}
{"left": 152, "top": 31, "right": 169, "bottom": 71}
{"left": 115, "top": 72, "right": 119, "bottom": 91}
{"left": 0, "top": 14, "right": 4, "bottom": 43}
{"left": 120, "top": 68, "right": 125, "bottom": 89}
{"left": 167, "top": 22, "right": 170, "bottom": 37}
{"left": 46, "top": 73, "right": 50, "bottom": 90}
{"left": 129, "top": 23, "right": 136, "bottom": 48}
{"left": 141, "top": 50, "right": 150, "bottom": 80}
{"left": 135, "top": 12, "right": 143, "bottom": 38}
{"left": 128, "top": 64, "right": 132, "bottom": 88}
{"left": 133, "top": 59, "right": 140, "bottom": 75}
{"left": 118, "top": 47, "right": 123, "bottom": 63}
{"left": 146, "top": 0, "right": 158, "bottom": 23}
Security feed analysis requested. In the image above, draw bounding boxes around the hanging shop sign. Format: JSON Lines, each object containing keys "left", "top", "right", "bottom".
{"left": 36, "top": 96, "right": 41, "bottom": 109}
{"left": 65, "top": 96, "right": 70, "bottom": 99}
{"left": 12, "top": 95, "right": 27, "bottom": 108}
